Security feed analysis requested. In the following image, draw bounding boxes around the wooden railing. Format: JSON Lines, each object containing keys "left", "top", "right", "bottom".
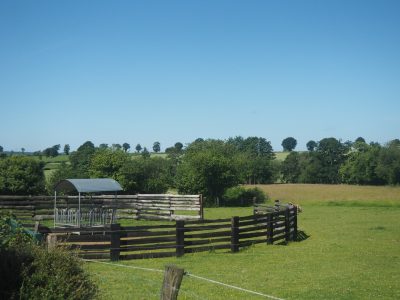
{"left": 45, "top": 207, "right": 297, "bottom": 260}
{"left": 0, "top": 194, "right": 203, "bottom": 223}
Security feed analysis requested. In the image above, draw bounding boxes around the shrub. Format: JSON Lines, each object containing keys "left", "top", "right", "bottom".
{"left": 0, "top": 216, "right": 97, "bottom": 300}
{"left": 222, "top": 186, "right": 268, "bottom": 206}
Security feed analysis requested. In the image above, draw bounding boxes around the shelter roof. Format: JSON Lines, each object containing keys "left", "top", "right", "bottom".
{"left": 55, "top": 178, "right": 123, "bottom": 193}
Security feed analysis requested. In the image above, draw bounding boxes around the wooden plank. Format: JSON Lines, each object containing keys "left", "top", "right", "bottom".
{"left": 80, "top": 253, "right": 110, "bottom": 260}
{"left": 122, "top": 236, "right": 176, "bottom": 245}
{"left": 183, "top": 223, "right": 231, "bottom": 232}
{"left": 239, "top": 224, "right": 267, "bottom": 234}
{"left": 124, "top": 230, "right": 176, "bottom": 238}
{"left": 184, "top": 230, "right": 231, "bottom": 239}
{"left": 184, "top": 237, "right": 231, "bottom": 247}
{"left": 119, "top": 243, "right": 177, "bottom": 252}
{"left": 239, "top": 231, "right": 267, "bottom": 239}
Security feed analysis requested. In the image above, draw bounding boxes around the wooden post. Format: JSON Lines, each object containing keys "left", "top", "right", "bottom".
{"left": 285, "top": 207, "right": 291, "bottom": 243}
{"left": 160, "top": 265, "right": 185, "bottom": 300}
{"left": 199, "top": 194, "right": 204, "bottom": 220}
{"left": 110, "top": 223, "right": 121, "bottom": 261}
{"left": 176, "top": 220, "right": 185, "bottom": 257}
{"left": 267, "top": 213, "right": 274, "bottom": 245}
{"left": 34, "top": 221, "right": 40, "bottom": 234}
{"left": 231, "top": 216, "right": 239, "bottom": 253}
{"left": 293, "top": 207, "right": 298, "bottom": 241}
{"left": 47, "top": 234, "right": 58, "bottom": 251}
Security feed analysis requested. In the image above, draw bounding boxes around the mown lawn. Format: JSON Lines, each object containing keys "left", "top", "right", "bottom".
{"left": 85, "top": 185, "right": 400, "bottom": 299}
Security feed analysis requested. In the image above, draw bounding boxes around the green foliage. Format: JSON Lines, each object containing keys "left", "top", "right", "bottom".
{"left": 69, "top": 141, "right": 96, "bottom": 178}
{"left": 281, "top": 151, "right": 301, "bottom": 183}
{"left": 122, "top": 142, "right": 130, "bottom": 152}
{"left": 118, "top": 157, "right": 170, "bottom": 194}
{"left": 222, "top": 186, "right": 267, "bottom": 206}
{"left": 135, "top": 143, "right": 142, "bottom": 153}
{"left": 281, "top": 137, "right": 297, "bottom": 152}
{"left": 376, "top": 144, "right": 400, "bottom": 184}
{"left": 152, "top": 141, "right": 161, "bottom": 153}
{"left": 306, "top": 140, "right": 317, "bottom": 151}
{"left": 0, "top": 156, "right": 45, "bottom": 195}
{"left": 89, "top": 148, "right": 129, "bottom": 179}
{"left": 42, "top": 144, "right": 61, "bottom": 157}
{"left": 141, "top": 147, "right": 150, "bottom": 159}
{"left": 0, "top": 216, "right": 97, "bottom": 300}
{"left": 64, "top": 144, "right": 70, "bottom": 155}
{"left": 176, "top": 140, "right": 240, "bottom": 205}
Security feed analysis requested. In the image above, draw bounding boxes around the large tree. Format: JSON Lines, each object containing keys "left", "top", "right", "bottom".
{"left": 281, "top": 137, "right": 297, "bottom": 152}
{"left": 64, "top": 144, "right": 70, "bottom": 155}
{"left": 89, "top": 148, "right": 129, "bottom": 179}
{"left": 175, "top": 139, "right": 240, "bottom": 206}
{"left": 122, "top": 143, "right": 130, "bottom": 152}
{"left": 306, "top": 140, "right": 317, "bottom": 151}
{"left": 0, "top": 156, "right": 45, "bottom": 195}
{"left": 281, "top": 152, "right": 301, "bottom": 183}
{"left": 135, "top": 144, "right": 142, "bottom": 153}
{"left": 69, "top": 141, "right": 96, "bottom": 178}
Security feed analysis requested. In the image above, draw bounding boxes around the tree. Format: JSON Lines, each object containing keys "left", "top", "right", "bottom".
{"left": 281, "top": 137, "right": 297, "bottom": 152}
{"left": 64, "top": 144, "right": 70, "bottom": 155}
{"left": 135, "top": 144, "right": 142, "bottom": 153}
{"left": 122, "top": 143, "right": 130, "bottom": 152}
{"left": 118, "top": 157, "right": 170, "bottom": 194}
{"left": 174, "top": 142, "right": 183, "bottom": 152}
{"left": 99, "top": 143, "right": 108, "bottom": 149}
{"left": 112, "top": 144, "right": 122, "bottom": 150}
{"left": 355, "top": 137, "right": 366, "bottom": 143}
{"left": 21, "top": 148, "right": 25, "bottom": 154}
{"left": 0, "top": 146, "right": 3, "bottom": 153}
{"left": 175, "top": 139, "right": 240, "bottom": 206}
{"left": 306, "top": 140, "right": 317, "bottom": 152}
{"left": 141, "top": 147, "right": 150, "bottom": 159}
{"left": 89, "top": 148, "right": 129, "bottom": 179}
{"left": 43, "top": 145, "right": 60, "bottom": 157}
{"left": 0, "top": 156, "right": 45, "bottom": 195}
{"left": 376, "top": 144, "right": 400, "bottom": 184}
{"left": 281, "top": 152, "right": 301, "bottom": 183}
{"left": 69, "top": 141, "right": 96, "bottom": 178}
{"left": 153, "top": 141, "right": 161, "bottom": 153}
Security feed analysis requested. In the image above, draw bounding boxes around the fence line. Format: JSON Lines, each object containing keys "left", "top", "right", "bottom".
{"left": 45, "top": 207, "right": 297, "bottom": 260}
{"left": 0, "top": 194, "right": 203, "bottom": 223}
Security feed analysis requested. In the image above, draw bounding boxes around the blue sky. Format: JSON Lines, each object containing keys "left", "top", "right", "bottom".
{"left": 1, "top": 0, "right": 399, "bottom": 152}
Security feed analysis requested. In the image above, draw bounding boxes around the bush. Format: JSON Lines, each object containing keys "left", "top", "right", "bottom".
{"left": 222, "top": 186, "right": 268, "bottom": 206}
{"left": 0, "top": 216, "right": 97, "bottom": 300}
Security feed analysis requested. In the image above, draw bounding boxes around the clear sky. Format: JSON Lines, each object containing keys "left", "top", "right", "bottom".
{"left": 1, "top": 0, "right": 399, "bottom": 152}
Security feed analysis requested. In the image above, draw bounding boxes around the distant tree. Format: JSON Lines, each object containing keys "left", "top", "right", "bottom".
{"left": 355, "top": 137, "right": 366, "bottom": 143}
{"left": 153, "top": 141, "right": 161, "bottom": 153}
{"left": 99, "top": 143, "right": 108, "bottom": 149}
{"left": 306, "top": 140, "right": 317, "bottom": 152}
{"left": 69, "top": 141, "right": 96, "bottom": 177}
{"left": 141, "top": 147, "right": 150, "bottom": 159}
{"left": 0, "top": 156, "right": 45, "bottom": 195}
{"left": 281, "top": 137, "right": 297, "bottom": 152}
{"left": 112, "top": 144, "right": 122, "bottom": 150}
{"left": 21, "top": 148, "right": 25, "bottom": 154}
{"left": 135, "top": 144, "right": 142, "bottom": 153}
{"left": 174, "top": 142, "right": 184, "bottom": 152}
{"left": 0, "top": 146, "right": 3, "bottom": 153}
{"left": 376, "top": 144, "right": 400, "bottom": 184}
{"left": 43, "top": 144, "right": 60, "bottom": 157}
{"left": 64, "top": 144, "right": 70, "bottom": 155}
{"left": 281, "top": 152, "right": 301, "bottom": 183}
{"left": 388, "top": 139, "right": 400, "bottom": 148}
{"left": 89, "top": 148, "right": 129, "bottom": 179}
{"left": 122, "top": 143, "right": 130, "bottom": 152}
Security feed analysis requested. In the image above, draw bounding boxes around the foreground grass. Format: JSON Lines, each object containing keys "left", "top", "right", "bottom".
{"left": 85, "top": 187, "right": 400, "bottom": 299}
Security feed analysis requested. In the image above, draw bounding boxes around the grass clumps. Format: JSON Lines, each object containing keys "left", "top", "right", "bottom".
{"left": 0, "top": 215, "right": 97, "bottom": 300}
{"left": 222, "top": 186, "right": 268, "bottom": 206}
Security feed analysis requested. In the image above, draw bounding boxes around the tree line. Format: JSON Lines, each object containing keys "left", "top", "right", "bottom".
{"left": 0, "top": 137, "right": 399, "bottom": 206}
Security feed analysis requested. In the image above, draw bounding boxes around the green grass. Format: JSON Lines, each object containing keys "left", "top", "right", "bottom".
{"left": 84, "top": 185, "right": 400, "bottom": 299}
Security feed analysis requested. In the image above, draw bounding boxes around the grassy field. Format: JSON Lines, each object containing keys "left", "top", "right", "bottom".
{"left": 84, "top": 184, "right": 400, "bottom": 299}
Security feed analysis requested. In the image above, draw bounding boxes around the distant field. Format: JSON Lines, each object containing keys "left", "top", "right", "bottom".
{"left": 274, "top": 151, "right": 289, "bottom": 161}
{"left": 252, "top": 183, "right": 400, "bottom": 205}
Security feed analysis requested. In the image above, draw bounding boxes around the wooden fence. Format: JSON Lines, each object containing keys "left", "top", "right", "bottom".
{"left": 45, "top": 207, "right": 297, "bottom": 260}
{"left": 0, "top": 194, "right": 203, "bottom": 224}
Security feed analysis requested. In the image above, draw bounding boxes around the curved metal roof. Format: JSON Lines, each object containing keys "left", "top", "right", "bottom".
{"left": 55, "top": 178, "right": 123, "bottom": 193}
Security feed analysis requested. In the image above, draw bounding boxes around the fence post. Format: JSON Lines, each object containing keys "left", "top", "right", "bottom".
{"left": 285, "top": 208, "right": 291, "bottom": 243}
{"left": 176, "top": 220, "right": 185, "bottom": 257}
{"left": 110, "top": 223, "right": 121, "bottom": 261}
{"left": 47, "top": 234, "right": 58, "bottom": 251}
{"left": 199, "top": 195, "right": 204, "bottom": 220}
{"left": 231, "top": 216, "right": 239, "bottom": 253}
{"left": 267, "top": 213, "right": 274, "bottom": 245}
{"left": 160, "top": 265, "right": 185, "bottom": 300}
{"left": 293, "top": 207, "right": 298, "bottom": 241}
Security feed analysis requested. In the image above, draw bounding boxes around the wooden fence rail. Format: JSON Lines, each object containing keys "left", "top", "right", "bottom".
{"left": 45, "top": 207, "right": 297, "bottom": 260}
{"left": 0, "top": 194, "right": 203, "bottom": 223}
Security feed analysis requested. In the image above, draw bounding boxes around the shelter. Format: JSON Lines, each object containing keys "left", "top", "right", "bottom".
{"left": 54, "top": 178, "right": 123, "bottom": 228}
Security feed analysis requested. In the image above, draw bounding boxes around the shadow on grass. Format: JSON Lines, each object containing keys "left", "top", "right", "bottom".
{"left": 295, "top": 230, "right": 310, "bottom": 242}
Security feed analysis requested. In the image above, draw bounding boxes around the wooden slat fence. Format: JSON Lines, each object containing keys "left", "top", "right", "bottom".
{"left": 0, "top": 194, "right": 203, "bottom": 225}
{"left": 45, "top": 206, "right": 297, "bottom": 260}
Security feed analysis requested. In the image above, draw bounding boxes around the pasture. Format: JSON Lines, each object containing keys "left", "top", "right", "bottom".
{"left": 84, "top": 184, "right": 400, "bottom": 299}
